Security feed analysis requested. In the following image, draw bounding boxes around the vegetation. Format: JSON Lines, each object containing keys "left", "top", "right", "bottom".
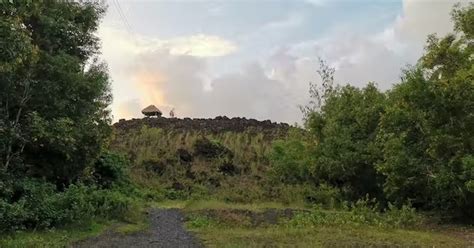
{"left": 270, "top": 3, "right": 474, "bottom": 220}
{"left": 189, "top": 225, "right": 468, "bottom": 248}
{"left": 377, "top": 4, "right": 474, "bottom": 217}
{"left": 183, "top": 201, "right": 468, "bottom": 247}
{"left": 0, "top": 1, "right": 141, "bottom": 243}
{"left": 0, "top": 0, "right": 472, "bottom": 247}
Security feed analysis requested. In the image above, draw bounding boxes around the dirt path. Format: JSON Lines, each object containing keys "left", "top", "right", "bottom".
{"left": 73, "top": 209, "right": 202, "bottom": 248}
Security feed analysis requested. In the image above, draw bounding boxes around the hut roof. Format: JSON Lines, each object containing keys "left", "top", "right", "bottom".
{"left": 141, "top": 105, "right": 162, "bottom": 115}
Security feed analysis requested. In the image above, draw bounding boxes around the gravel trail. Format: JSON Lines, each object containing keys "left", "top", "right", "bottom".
{"left": 73, "top": 209, "right": 202, "bottom": 248}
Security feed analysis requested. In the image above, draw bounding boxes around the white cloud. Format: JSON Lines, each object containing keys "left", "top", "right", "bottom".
{"left": 112, "top": 47, "right": 301, "bottom": 123}
{"left": 262, "top": 12, "right": 305, "bottom": 30}
{"left": 101, "top": 0, "right": 465, "bottom": 124}
{"left": 99, "top": 26, "right": 237, "bottom": 57}
{"left": 152, "top": 35, "right": 237, "bottom": 57}
{"left": 116, "top": 99, "right": 141, "bottom": 120}
{"left": 271, "top": 0, "right": 464, "bottom": 91}
{"left": 304, "top": 0, "right": 327, "bottom": 6}
{"left": 97, "top": 25, "right": 237, "bottom": 121}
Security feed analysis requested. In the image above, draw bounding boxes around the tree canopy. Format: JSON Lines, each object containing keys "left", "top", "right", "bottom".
{"left": 0, "top": 1, "right": 111, "bottom": 186}
{"left": 276, "top": 3, "right": 474, "bottom": 218}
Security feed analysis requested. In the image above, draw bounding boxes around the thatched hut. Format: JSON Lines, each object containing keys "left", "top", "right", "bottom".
{"left": 142, "top": 105, "right": 162, "bottom": 117}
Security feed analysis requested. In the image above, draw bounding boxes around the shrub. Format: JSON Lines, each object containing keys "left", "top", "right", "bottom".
{"left": 377, "top": 4, "right": 474, "bottom": 218}
{"left": 193, "top": 137, "right": 233, "bottom": 160}
{"left": 0, "top": 179, "right": 133, "bottom": 233}
{"left": 269, "top": 129, "right": 315, "bottom": 184}
{"left": 304, "top": 183, "right": 343, "bottom": 208}
{"left": 384, "top": 203, "right": 422, "bottom": 228}
{"left": 187, "top": 215, "right": 214, "bottom": 229}
{"left": 288, "top": 200, "right": 422, "bottom": 229}
{"left": 93, "top": 151, "right": 129, "bottom": 187}
{"left": 0, "top": 179, "right": 60, "bottom": 231}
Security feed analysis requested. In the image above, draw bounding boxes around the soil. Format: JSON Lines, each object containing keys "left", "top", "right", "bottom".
{"left": 72, "top": 209, "right": 202, "bottom": 248}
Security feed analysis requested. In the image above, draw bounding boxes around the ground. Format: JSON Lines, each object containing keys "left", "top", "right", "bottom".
{"left": 73, "top": 209, "right": 202, "bottom": 248}
{"left": 1, "top": 200, "right": 473, "bottom": 247}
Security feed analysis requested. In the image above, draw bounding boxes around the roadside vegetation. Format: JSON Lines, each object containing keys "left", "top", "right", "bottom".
{"left": 0, "top": 1, "right": 473, "bottom": 247}
{"left": 149, "top": 199, "right": 470, "bottom": 247}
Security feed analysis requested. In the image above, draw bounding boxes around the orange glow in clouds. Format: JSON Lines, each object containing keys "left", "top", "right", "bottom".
{"left": 133, "top": 70, "right": 169, "bottom": 109}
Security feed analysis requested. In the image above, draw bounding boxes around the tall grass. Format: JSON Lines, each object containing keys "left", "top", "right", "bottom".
{"left": 112, "top": 126, "right": 273, "bottom": 168}
{"left": 110, "top": 126, "right": 291, "bottom": 202}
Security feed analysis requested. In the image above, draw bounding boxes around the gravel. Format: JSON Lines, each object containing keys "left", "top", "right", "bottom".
{"left": 72, "top": 209, "right": 203, "bottom": 248}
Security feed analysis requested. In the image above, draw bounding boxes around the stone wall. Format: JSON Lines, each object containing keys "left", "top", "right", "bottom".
{"left": 113, "top": 116, "right": 290, "bottom": 136}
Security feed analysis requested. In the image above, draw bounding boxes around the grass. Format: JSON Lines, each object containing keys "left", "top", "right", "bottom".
{"left": 114, "top": 219, "right": 149, "bottom": 235}
{"left": 0, "top": 200, "right": 150, "bottom": 248}
{"left": 0, "top": 217, "right": 150, "bottom": 248}
{"left": 178, "top": 200, "right": 471, "bottom": 248}
{"left": 114, "top": 201, "right": 150, "bottom": 235}
{"left": 2, "top": 198, "right": 470, "bottom": 247}
{"left": 0, "top": 221, "right": 110, "bottom": 248}
{"left": 156, "top": 199, "right": 308, "bottom": 212}
{"left": 190, "top": 225, "right": 468, "bottom": 248}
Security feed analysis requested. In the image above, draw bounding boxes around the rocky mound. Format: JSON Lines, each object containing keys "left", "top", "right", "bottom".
{"left": 113, "top": 116, "right": 290, "bottom": 135}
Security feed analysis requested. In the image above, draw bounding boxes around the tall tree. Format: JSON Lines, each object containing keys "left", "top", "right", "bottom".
{"left": 377, "top": 3, "right": 474, "bottom": 216}
{"left": 302, "top": 60, "right": 386, "bottom": 200}
{"left": 0, "top": 1, "right": 111, "bottom": 186}
{"left": 310, "top": 84, "right": 386, "bottom": 200}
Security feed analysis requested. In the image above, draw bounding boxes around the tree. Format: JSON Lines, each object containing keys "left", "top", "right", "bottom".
{"left": 300, "top": 60, "right": 386, "bottom": 200}
{"left": 0, "top": 1, "right": 111, "bottom": 186}
{"left": 377, "top": 3, "right": 474, "bottom": 217}
{"left": 310, "top": 84, "right": 386, "bottom": 200}
{"left": 0, "top": 5, "right": 38, "bottom": 172}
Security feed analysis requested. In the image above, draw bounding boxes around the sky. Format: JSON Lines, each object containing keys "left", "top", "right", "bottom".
{"left": 97, "top": 0, "right": 464, "bottom": 124}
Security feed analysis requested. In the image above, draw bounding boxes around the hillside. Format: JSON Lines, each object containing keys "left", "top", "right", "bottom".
{"left": 110, "top": 116, "right": 294, "bottom": 202}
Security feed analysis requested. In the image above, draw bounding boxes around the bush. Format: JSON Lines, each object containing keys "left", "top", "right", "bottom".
{"left": 0, "top": 179, "right": 133, "bottom": 233}
{"left": 304, "top": 183, "right": 342, "bottom": 208}
{"left": 269, "top": 129, "right": 315, "bottom": 184}
{"left": 0, "top": 179, "right": 59, "bottom": 231}
{"left": 288, "top": 199, "right": 422, "bottom": 229}
{"left": 92, "top": 151, "right": 129, "bottom": 187}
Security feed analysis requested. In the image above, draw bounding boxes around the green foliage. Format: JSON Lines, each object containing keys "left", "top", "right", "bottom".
{"left": 312, "top": 83, "right": 386, "bottom": 200}
{"left": 92, "top": 151, "right": 130, "bottom": 187}
{"left": 286, "top": 4, "right": 474, "bottom": 219}
{"left": 269, "top": 128, "right": 315, "bottom": 184}
{"left": 0, "top": 0, "right": 111, "bottom": 185}
{"left": 187, "top": 215, "right": 214, "bottom": 229}
{"left": 0, "top": 221, "right": 109, "bottom": 248}
{"left": 377, "top": 4, "right": 474, "bottom": 217}
{"left": 304, "top": 183, "right": 342, "bottom": 208}
{"left": 0, "top": 179, "right": 133, "bottom": 233}
{"left": 185, "top": 202, "right": 458, "bottom": 248}
{"left": 288, "top": 200, "right": 422, "bottom": 229}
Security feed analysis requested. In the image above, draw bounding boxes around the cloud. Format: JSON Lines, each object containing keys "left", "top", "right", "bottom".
{"left": 304, "top": 0, "right": 327, "bottom": 6}
{"left": 209, "top": 64, "right": 301, "bottom": 122}
{"left": 100, "top": 25, "right": 302, "bottom": 123}
{"left": 115, "top": 99, "right": 141, "bottom": 120}
{"left": 131, "top": 49, "right": 210, "bottom": 117}
{"left": 262, "top": 12, "right": 305, "bottom": 30}
{"left": 101, "top": 0, "right": 464, "bottom": 124}
{"left": 118, "top": 48, "right": 301, "bottom": 123}
{"left": 97, "top": 26, "right": 237, "bottom": 121}
{"left": 99, "top": 26, "right": 237, "bottom": 58}
{"left": 273, "top": 0, "right": 464, "bottom": 91}
{"left": 153, "top": 35, "right": 237, "bottom": 57}
{"left": 393, "top": 0, "right": 456, "bottom": 44}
